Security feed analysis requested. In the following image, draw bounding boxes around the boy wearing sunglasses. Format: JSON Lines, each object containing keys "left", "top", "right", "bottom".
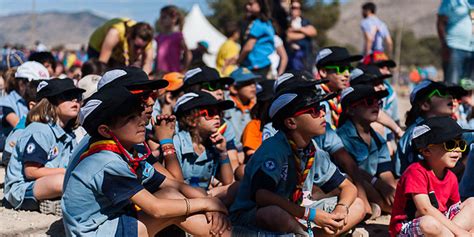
{"left": 315, "top": 46, "right": 362, "bottom": 130}
{"left": 230, "top": 87, "right": 365, "bottom": 236}
{"left": 338, "top": 85, "right": 397, "bottom": 214}
{"left": 389, "top": 116, "right": 474, "bottom": 237}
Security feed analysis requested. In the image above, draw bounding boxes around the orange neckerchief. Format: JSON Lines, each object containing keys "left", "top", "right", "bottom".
{"left": 230, "top": 95, "right": 256, "bottom": 112}
{"left": 289, "top": 140, "right": 316, "bottom": 205}
{"left": 320, "top": 84, "right": 342, "bottom": 128}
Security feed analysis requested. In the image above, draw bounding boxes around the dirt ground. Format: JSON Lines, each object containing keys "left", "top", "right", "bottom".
{"left": 0, "top": 89, "right": 411, "bottom": 236}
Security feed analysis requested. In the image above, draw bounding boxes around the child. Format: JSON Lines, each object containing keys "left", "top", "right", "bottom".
{"left": 338, "top": 85, "right": 397, "bottom": 213}
{"left": 155, "top": 5, "right": 191, "bottom": 74}
{"left": 0, "top": 61, "right": 49, "bottom": 138}
{"left": 3, "top": 78, "right": 84, "bottom": 214}
{"left": 238, "top": 0, "right": 275, "bottom": 77}
{"left": 389, "top": 116, "right": 474, "bottom": 237}
{"left": 173, "top": 91, "right": 236, "bottom": 204}
{"left": 225, "top": 67, "right": 260, "bottom": 150}
{"left": 62, "top": 86, "right": 231, "bottom": 236}
{"left": 394, "top": 80, "right": 455, "bottom": 177}
{"left": 230, "top": 87, "right": 364, "bottom": 236}
{"left": 216, "top": 21, "right": 240, "bottom": 76}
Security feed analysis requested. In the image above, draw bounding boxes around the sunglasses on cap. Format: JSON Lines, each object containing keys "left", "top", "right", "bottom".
{"left": 293, "top": 104, "right": 326, "bottom": 118}
{"left": 427, "top": 89, "right": 451, "bottom": 100}
{"left": 324, "top": 65, "right": 352, "bottom": 75}
{"left": 202, "top": 82, "right": 226, "bottom": 92}
{"left": 429, "top": 139, "right": 467, "bottom": 152}
{"left": 352, "top": 97, "right": 383, "bottom": 108}
{"left": 195, "top": 107, "right": 221, "bottom": 120}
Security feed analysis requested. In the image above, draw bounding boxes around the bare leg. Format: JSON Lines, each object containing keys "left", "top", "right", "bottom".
{"left": 255, "top": 205, "right": 307, "bottom": 236}
{"left": 33, "top": 173, "right": 64, "bottom": 200}
{"left": 452, "top": 198, "right": 474, "bottom": 231}
{"left": 418, "top": 215, "right": 454, "bottom": 237}
{"left": 362, "top": 180, "right": 391, "bottom": 213}
{"left": 208, "top": 181, "right": 239, "bottom": 207}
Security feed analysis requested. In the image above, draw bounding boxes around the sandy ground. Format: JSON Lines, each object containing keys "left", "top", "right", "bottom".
{"left": 0, "top": 90, "right": 411, "bottom": 236}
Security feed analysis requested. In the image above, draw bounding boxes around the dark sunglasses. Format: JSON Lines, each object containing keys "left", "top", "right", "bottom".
{"left": 195, "top": 107, "right": 221, "bottom": 120}
{"left": 202, "top": 82, "right": 226, "bottom": 92}
{"left": 293, "top": 104, "right": 326, "bottom": 118}
{"left": 443, "top": 139, "right": 467, "bottom": 152}
{"left": 352, "top": 97, "right": 383, "bottom": 108}
{"left": 54, "top": 91, "right": 83, "bottom": 102}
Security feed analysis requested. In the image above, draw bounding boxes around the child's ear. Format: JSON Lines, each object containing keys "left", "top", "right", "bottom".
{"left": 420, "top": 147, "right": 432, "bottom": 157}
{"left": 318, "top": 68, "right": 327, "bottom": 78}
{"left": 28, "top": 101, "right": 36, "bottom": 110}
{"left": 420, "top": 101, "right": 431, "bottom": 112}
{"left": 229, "top": 85, "right": 238, "bottom": 95}
{"left": 284, "top": 117, "right": 297, "bottom": 130}
{"left": 165, "top": 92, "right": 173, "bottom": 105}
{"left": 97, "top": 125, "right": 112, "bottom": 138}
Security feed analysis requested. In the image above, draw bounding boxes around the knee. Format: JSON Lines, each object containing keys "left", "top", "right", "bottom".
{"left": 53, "top": 174, "right": 64, "bottom": 194}
{"left": 350, "top": 198, "right": 367, "bottom": 222}
{"left": 419, "top": 216, "right": 442, "bottom": 235}
{"left": 256, "top": 205, "right": 293, "bottom": 229}
{"left": 137, "top": 220, "right": 148, "bottom": 237}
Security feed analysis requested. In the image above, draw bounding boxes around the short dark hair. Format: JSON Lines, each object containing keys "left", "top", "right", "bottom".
{"left": 362, "top": 2, "right": 376, "bottom": 14}
{"left": 81, "top": 58, "right": 107, "bottom": 76}
{"left": 28, "top": 51, "right": 56, "bottom": 70}
{"left": 224, "top": 21, "right": 239, "bottom": 38}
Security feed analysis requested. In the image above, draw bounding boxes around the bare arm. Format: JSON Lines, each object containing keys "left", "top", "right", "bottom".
{"left": 142, "top": 47, "right": 153, "bottom": 74}
{"left": 276, "top": 45, "right": 288, "bottom": 76}
{"left": 384, "top": 34, "right": 393, "bottom": 56}
{"left": 376, "top": 110, "right": 403, "bottom": 138}
{"left": 99, "top": 28, "right": 120, "bottom": 64}
{"left": 24, "top": 163, "right": 65, "bottom": 180}
{"left": 437, "top": 15, "right": 448, "bottom": 47}
{"left": 237, "top": 38, "right": 257, "bottom": 65}
{"left": 5, "top": 113, "right": 19, "bottom": 127}
{"left": 181, "top": 40, "right": 192, "bottom": 72}
{"left": 217, "top": 152, "right": 234, "bottom": 185}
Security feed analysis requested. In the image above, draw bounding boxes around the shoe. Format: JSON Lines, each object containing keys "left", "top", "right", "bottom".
{"left": 39, "top": 199, "right": 62, "bottom": 216}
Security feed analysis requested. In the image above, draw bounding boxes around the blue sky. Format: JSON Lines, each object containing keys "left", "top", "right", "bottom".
{"left": 0, "top": 0, "right": 213, "bottom": 24}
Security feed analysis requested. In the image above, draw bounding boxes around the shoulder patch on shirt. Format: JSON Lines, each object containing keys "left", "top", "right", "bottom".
{"left": 26, "top": 143, "right": 36, "bottom": 154}
{"left": 48, "top": 146, "right": 59, "bottom": 160}
{"left": 264, "top": 159, "right": 277, "bottom": 172}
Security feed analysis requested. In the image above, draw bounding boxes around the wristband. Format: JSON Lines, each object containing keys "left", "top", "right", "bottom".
{"left": 159, "top": 138, "right": 173, "bottom": 145}
{"left": 219, "top": 158, "right": 230, "bottom": 165}
{"left": 371, "top": 176, "right": 378, "bottom": 185}
{"left": 303, "top": 207, "right": 310, "bottom": 220}
{"left": 308, "top": 208, "right": 316, "bottom": 222}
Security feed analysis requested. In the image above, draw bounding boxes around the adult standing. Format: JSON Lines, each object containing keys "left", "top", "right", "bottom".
{"left": 360, "top": 2, "right": 393, "bottom": 57}
{"left": 437, "top": 0, "right": 474, "bottom": 84}
{"left": 286, "top": 0, "right": 317, "bottom": 71}
{"left": 87, "top": 18, "right": 154, "bottom": 74}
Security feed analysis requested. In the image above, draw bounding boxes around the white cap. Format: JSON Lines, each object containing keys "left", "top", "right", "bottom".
{"left": 78, "top": 74, "right": 101, "bottom": 99}
{"left": 15, "top": 61, "right": 50, "bottom": 81}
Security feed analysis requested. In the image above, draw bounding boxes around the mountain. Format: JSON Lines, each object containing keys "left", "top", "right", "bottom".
{"left": 326, "top": 0, "right": 439, "bottom": 51}
{"left": 0, "top": 11, "right": 107, "bottom": 48}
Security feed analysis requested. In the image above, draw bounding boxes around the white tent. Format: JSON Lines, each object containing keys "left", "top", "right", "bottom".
{"left": 183, "top": 4, "right": 227, "bottom": 68}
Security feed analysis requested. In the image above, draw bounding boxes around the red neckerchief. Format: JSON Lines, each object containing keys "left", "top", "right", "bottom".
{"left": 80, "top": 137, "right": 151, "bottom": 174}
{"left": 230, "top": 95, "right": 256, "bottom": 113}
{"left": 320, "top": 84, "right": 342, "bottom": 128}
{"left": 289, "top": 140, "right": 316, "bottom": 205}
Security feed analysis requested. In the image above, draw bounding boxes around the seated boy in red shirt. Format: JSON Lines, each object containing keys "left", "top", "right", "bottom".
{"left": 389, "top": 116, "right": 474, "bottom": 237}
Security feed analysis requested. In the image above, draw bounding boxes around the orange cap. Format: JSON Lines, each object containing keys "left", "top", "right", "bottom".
{"left": 163, "top": 72, "right": 184, "bottom": 91}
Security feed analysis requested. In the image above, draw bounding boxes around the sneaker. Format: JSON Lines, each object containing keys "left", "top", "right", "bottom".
{"left": 39, "top": 199, "right": 62, "bottom": 216}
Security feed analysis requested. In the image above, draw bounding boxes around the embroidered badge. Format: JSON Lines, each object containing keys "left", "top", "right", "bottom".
{"left": 264, "top": 159, "right": 277, "bottom": 172}
{"left": 26, "top": 143, "right": 36, "bottom": 154}
{"left": 48, "top": 146, "right": 59, "bottom": 160}
{"left": 280, "top": 163, "right": 288, "bottom": 181}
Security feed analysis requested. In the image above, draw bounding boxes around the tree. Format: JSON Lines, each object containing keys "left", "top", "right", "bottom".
{"left": 392, "top": 28, "right": 441, "bottom": 67}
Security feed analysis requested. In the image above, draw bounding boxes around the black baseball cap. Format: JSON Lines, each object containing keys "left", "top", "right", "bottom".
{"left": 257, "top": 80, "right": 275, "bottom": 102}
{"left": 350, "top": 65, "right": 391, "bottom": 86}
{"left": 410, "top": 80, "right": 451, "bottom": 104}
{"left": 273, "top": 71, "right": 329, "bottom": 94}
{"left": 315, "top": 46, "right": 363, "bottom": 68}
{"left": 445, "top": 84, "right": 468, "bottom": 100}
{"left": 183, "top": 66, "right": 234, "bottom": 88}
{"left": 269, "top": 87, "right": 333, "bottom": 123}
{"left": 412, "top": 116, "right": 474, "bottom": 150}
{"left": 173, "top": 91, "right": 234, "bottom": 116}
{"left": 36, "top": 78, "right": 85, "bottom": 101}
{"left": 98, "top": 67, "right": 168, "bottom": 91}
{"left": 80, "top": 86, "right": 144, "bottom": 137}
{"left": 340, "top": 84, "right": 388, "bottom": 110}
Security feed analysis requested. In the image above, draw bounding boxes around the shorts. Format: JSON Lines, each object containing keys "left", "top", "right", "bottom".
{"left": 398, "top": 202, "right": 461, "bottom": 237}
{"left": 3, "top": 182, "right": 39, "bottom": 211}
{"left": 114, "top": 214, "right": 138, "bottom": 237}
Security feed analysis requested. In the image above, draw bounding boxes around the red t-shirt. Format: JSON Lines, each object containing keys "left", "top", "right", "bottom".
{"left": 389, "top": 162, "right": 460, "bottom": 236}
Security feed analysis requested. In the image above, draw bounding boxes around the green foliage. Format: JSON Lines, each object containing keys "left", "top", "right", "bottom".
{"left": 393, "top": 28, "right": 441, "bottom": 67}
{"left": 207, "top": 0, "right": 248, "bottom": 32}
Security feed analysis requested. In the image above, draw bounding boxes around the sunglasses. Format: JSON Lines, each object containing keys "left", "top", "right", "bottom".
{"left": 55, "top": 91, "right": 83, "bottom": 102}
{"left": 291, "top": 5, "right": 301, "bottom": 10}
{"left": 352, "top": 97, "right": 383, "bottom": 108}
{"left": 196, "top": 107, "right": 221, "bottom": 120}
{"left": 324, "top": 65, "right": 352, "bottom": 75}
{"left": 293, "top": 104, "right": 326, "bottom": 118}
{"left": 130, "top": 90, "right": 159, "bottom": 103}
{"left": 202, "top": 82, "right": 226, "bottom": 92}
{"left": 427, "top": 89, "right": 450, "bottom": 100}
{"left": 430, "top": 139, "right": 468, "bottom": 152}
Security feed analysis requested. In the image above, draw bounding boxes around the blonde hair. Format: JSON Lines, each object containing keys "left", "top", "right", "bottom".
{"left": 178, "top": 109, "right": 203, "bottom": 144}
{"left": 27, "top": 98, "right": 79, "bottom": 129}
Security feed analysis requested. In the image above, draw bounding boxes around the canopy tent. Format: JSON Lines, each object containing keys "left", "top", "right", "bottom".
{"left": 183, "top": 4, "right": 227, "bottom": 68}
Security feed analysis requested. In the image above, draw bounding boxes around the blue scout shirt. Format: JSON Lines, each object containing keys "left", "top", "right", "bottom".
{"left": 4, "top": 122, "right": 77, "bottom": 208}
{"left": 230, "top": 131, "right": 345, "bottom": 216}
{"left": 2, "top": 117, "right": 27, "bottom": 165}
{"left": 262, "top": 123, "right": 344, "bottom": 155}
{"left": 173, "top": 130, "right": 222, "bottom": 189}
{"left": 242, "top": 19, "right": 275, "bottom": 70}
{"left": 383, "top": 82, "right": 400, "bottom": 123}
{"left": 224, "top": 106, "right": 252, "bottom": 151}
{"left": 394, "top": 117, "right": 424, "bottom": 177}
{"left": 337, "top": 120, "right": 392, "bottom": 176}
{"left": 62, "top": 147, "right": 165, "bottom": 236}
{"left": 438, "top": 0, "right": 474, "bottom": 52}
{"left": 0, "top": 90, "right": 29, "bottom": 136}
